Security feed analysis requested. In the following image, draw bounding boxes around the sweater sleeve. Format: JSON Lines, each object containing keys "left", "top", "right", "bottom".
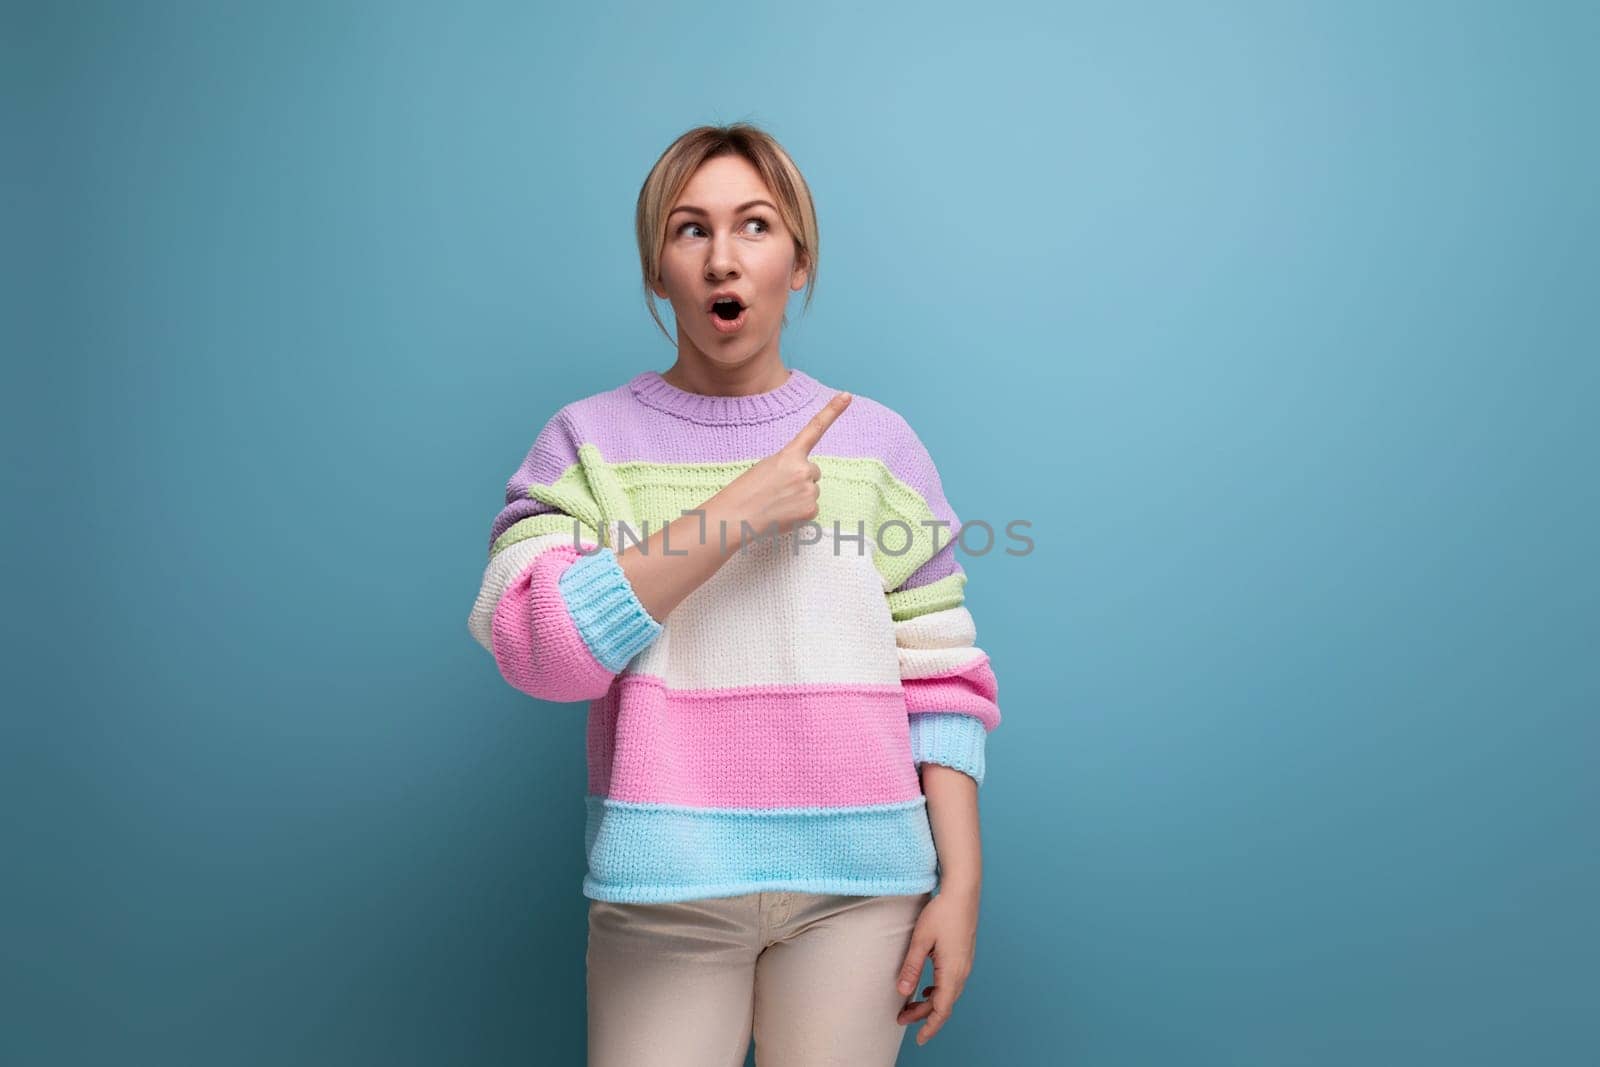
{"left": 466, "top": 410, "right": 662, "bottom": 703}
{"left": 885, "top": 421, "right": 1002, "bottom": 788}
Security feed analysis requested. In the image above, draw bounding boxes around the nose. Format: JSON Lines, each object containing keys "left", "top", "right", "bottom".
{"left": 704, "top": 231, "right": 740, "bottom": 280}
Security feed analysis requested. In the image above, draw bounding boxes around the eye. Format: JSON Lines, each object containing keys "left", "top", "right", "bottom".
{"left": 674, "top": 216, "right": 771, "bottom": 239}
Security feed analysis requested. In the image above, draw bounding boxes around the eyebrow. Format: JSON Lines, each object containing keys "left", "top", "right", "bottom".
{"left": 668, "top": 199, "right": 778, "bottom": 219}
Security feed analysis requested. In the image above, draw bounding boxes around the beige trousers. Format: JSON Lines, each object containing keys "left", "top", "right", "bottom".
{"left": 586, "top": 889, "right": 933, "bottom": 1067}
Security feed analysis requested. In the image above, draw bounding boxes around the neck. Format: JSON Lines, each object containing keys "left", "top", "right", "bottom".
{"left": 662, "top": 346, "right": 789, "bottom": 398}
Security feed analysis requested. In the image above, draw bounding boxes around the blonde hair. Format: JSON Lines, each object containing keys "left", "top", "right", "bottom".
{"left": 635, "top": 122, "right": 819, "bottom": 344}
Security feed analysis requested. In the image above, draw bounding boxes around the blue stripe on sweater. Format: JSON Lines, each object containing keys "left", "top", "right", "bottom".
{"left": 557, "top": 545, "right": 662, "bottom": 671}
{"left": 908, "top": 712, "right": 988, "bottom": 787}
{"left": 581, "top": 795, "right": 940, "bottom": 904}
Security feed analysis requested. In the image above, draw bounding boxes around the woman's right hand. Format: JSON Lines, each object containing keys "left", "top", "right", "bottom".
{"left": 613, "top": 390, "right": 853, "bottom": 624}
{"left": 711, "top": 390, "right": 853, "bottom": 543}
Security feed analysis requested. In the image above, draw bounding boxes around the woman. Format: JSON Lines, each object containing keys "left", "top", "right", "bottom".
{"left": 466, "top": 122, "right": 1002, "bottom": 1065}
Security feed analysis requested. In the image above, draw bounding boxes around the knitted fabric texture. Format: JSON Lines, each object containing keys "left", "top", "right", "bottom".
{"left": 466, "top": 366, "right": 1002, "bottom": 903}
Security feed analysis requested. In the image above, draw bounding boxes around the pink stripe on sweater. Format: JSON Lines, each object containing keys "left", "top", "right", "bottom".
{"left": 586, "top": 676, "right": 925, "bottom": 807}
{"left": 903, "top": 655, "right": 1001, "bottom": 731}
{"left": 491, "top": 544, "right": 616, "bottom": 703}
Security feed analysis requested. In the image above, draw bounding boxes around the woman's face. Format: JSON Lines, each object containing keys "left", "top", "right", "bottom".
{"left": 653, "top": 154, "right": 808, "bottom": 369}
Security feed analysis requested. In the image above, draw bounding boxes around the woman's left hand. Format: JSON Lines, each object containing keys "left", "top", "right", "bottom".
{"left": 894, "top": 885, "right": 979, "bottom": 1046}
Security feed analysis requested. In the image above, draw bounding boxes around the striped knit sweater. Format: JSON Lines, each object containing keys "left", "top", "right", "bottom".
{"left": 466, "top": 366, "right": 1001, "bottom": 904}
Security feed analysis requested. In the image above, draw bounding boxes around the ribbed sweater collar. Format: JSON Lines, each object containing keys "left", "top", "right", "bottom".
{"left": 629, "top": 366, "right": 823, "bottom": 425}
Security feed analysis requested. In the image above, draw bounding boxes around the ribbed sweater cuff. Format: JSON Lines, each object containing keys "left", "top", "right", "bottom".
{"left": 908, "top": 712, "right": 988, "bottom": 787}
{"left": 557, "top": 546, "right": 662, "bottom": 672}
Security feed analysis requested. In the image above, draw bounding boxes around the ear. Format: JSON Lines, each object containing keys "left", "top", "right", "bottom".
{"left": 789, "top": 252, "right": 810, "bottom": 292}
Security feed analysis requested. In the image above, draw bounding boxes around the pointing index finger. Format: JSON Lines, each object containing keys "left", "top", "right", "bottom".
{"left": 787, "top": 391, "right": 853, "bottom": 455}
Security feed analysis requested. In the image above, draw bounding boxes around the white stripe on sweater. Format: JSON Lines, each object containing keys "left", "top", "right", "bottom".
{"left": 895, "top": 605, "right": 987, "bottom": 679}
{"left": 625, "top": 532, "right": 903, "bottom": 688}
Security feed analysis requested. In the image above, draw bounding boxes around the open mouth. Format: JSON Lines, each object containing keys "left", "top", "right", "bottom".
{"left": 707, "top": 297, "right": 748, "bottom": 333}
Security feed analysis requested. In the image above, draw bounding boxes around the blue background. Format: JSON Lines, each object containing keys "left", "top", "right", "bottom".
{"left": 6, "top": 1, "right": 1596, "bottom": 1063}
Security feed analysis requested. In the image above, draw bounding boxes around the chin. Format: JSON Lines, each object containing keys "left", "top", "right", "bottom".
{"left": 699, "top": 340, "right": 763, "bottom": 365}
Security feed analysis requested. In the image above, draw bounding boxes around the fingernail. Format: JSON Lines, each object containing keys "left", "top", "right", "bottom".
{"left": 898, "top": 980, "right": 911, "bottom": 993}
